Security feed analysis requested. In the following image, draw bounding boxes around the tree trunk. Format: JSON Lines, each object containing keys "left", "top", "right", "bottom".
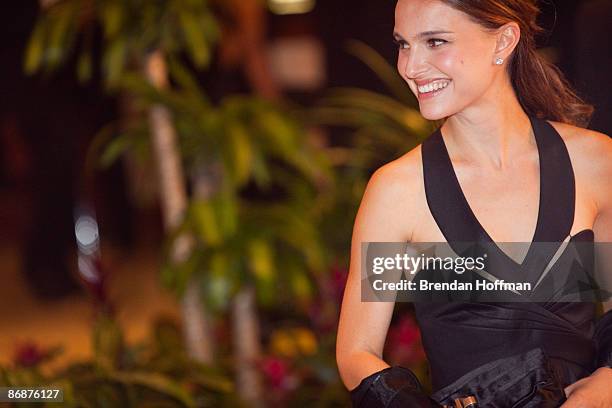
{"left": 231, "top": 285, "right": 265, "bottom": 407}
{"left": 144, "top": 49, "right": 214, "bottom": 364}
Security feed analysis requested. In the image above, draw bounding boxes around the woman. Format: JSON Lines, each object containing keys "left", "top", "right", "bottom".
{"left": 336, "top": 0, "right": 612, "bottom": 406}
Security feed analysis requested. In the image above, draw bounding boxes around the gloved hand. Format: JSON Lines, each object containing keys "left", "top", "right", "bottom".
{"left": 349, "top": 366, "right": 440, "bottom": 408}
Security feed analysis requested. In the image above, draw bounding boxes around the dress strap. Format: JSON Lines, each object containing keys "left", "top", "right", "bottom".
{"left": 421, "top": 116, "right": 575, "bottom": 272}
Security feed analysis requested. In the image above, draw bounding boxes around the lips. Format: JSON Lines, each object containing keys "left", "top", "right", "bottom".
{"left": 414, "top": 78, "right": 449, "bottom": 86}
{"left": 414, "top": 79, "right": 452, "bottom": 100}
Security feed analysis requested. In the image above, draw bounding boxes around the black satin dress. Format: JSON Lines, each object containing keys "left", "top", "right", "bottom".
{"left": 415, "top": 116, "right": 597, "bottom": 406}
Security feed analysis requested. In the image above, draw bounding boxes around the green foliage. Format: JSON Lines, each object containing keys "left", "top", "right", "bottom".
{"left": 25, "top": 0, "right": 220, "bottom": 87}
{"left": 0, "top": 315, "right": 234, "bottom": 407}
{"left": 24, "top": 0, "right": 81, "bottom": 75}
{"left": 25, "top": 0, "right": 335, "bottom": 321}
{"left": 99, "top": 63, "right": 334, "bottom": 314}
{"left": 21, "top": 0, "right": 433, "bottom": 405}
{"left": 93, "top": 313, "right": 124, "bottom": 372}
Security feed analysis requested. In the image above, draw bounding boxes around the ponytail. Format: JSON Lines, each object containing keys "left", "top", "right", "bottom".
{"left": 510, "top": 35, "right": 593, "bottom": 127}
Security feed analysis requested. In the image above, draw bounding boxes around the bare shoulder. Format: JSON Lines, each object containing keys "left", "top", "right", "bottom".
{"left": 358, "top": 145, "right": 425, "bottom": 241}
{"left": 548, "top": 121, "right": 612, "bottom": 164}
{"left": 366, "top": 143, "right": 425, "bottom": 211}
{"left": 369, "top": 145, "right": 423, "bottom": 196}
{"left": 548, "top": 120, "right": 612, "bottom": 207}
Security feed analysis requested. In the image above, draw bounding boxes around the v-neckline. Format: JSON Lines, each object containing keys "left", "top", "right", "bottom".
{"left": 436, "top": 115, "right": 544, "bottom": 268}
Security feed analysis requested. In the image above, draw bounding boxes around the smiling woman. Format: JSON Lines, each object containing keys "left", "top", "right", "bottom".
{"left": 336, "top": 0, "right": 612, "bottom": 407}
{"left": 393, "top": 0, "right": 593, "bottom": 125}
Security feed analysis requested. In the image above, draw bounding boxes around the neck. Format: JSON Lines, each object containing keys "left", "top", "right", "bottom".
{"left": 441, "top": 75, "right": 534, "bottom": 169}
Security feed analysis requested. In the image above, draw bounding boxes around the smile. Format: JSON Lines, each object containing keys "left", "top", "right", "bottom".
{"left": 416, "top": 79, "right": 451, "bottom": 99}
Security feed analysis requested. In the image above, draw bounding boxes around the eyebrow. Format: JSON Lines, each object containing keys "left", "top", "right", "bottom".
{"left": 393, "top": 30, "right": 454, "bottom": 40}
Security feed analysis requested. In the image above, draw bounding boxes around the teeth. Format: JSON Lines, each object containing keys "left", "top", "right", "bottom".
{"left": 418, "top": 80, "right": 450, "bottom": 94}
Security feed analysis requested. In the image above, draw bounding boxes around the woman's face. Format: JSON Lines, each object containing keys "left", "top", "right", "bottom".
{"left": 394, "top": 0, "right": 502, "bottom": 120}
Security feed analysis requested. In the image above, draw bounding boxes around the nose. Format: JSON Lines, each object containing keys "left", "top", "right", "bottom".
{"left": 398, "top": 48, "right": 427, "bottom": 81}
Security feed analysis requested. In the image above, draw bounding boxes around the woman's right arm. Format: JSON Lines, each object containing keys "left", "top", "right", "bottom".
{"left": 336, "top": 159, "right": 417, "bottom": 391}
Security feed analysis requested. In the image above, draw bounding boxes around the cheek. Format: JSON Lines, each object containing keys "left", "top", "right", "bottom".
{"left": 434, "top": 49, "right": 464, "bottom": 76}
{"left": 436, "top": 49, "right": 492, "bottom": 93}
{"left": 397, "top": 53, "right": 408, "bottom": 79}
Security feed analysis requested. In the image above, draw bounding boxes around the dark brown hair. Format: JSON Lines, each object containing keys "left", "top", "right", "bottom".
{"left": 440, "top": 0, "right": 593, "bottom": 128}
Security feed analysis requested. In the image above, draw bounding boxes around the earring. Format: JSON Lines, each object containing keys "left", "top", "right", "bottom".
{"left": 495, "top": 57, "right": 504, "bottom": 65}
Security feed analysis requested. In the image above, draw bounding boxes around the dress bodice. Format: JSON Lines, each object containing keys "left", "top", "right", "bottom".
{"left": 415, "top": 116, "right": 597, "bottom": 393}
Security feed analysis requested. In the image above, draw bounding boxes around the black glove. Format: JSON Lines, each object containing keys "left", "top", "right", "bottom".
{"left": 594, "top": 309, "right": 612, "bottom": 369}
{"left": 349, "top": 366, "right": 440, "bottom": 408}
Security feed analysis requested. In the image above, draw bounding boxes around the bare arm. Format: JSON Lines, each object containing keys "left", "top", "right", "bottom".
{"left": 556, "top": 129, "right": 612, "bottom": 407}
{"left": 591, "top": 134, "right": 612, "bottom": 313}
{"left": 336, "top": 158, "right": 417, "bottom": 391}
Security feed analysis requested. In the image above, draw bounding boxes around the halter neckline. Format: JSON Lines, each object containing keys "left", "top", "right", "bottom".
{"left": 421, "top": 115, "right": 578, "bottom": 282}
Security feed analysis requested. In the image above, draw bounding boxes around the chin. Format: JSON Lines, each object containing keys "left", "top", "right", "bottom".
{"left": 412, "top": 89, "right": 458, "bottom": 121}
{"left": 418, "top": 105, "right": 453, "bottom": 121}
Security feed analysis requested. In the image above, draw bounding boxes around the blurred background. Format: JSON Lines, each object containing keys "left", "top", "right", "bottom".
{"left": 0, "top": 0, "right": 610, "bottom": 406}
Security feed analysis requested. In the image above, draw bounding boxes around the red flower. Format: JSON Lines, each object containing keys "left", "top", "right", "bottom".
{"left": 13, "top": 342, "right": 49, "bottom": 368}
{"left": 260, "top": 356, "right": 289, "bottom": 388}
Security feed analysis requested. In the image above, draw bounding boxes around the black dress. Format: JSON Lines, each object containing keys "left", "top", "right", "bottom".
{"left": 415, "top": 115, "right": 597, "bottom": 406}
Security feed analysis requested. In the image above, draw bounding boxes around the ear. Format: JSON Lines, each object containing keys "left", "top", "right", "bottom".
{"left": 494, "top": 22, "right": 520, "bottom": 62}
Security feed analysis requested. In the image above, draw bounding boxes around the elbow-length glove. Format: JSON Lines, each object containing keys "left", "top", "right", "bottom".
{"left": 595, "top": 309, "right": 612, "bottom": 369}
{"left": 349, "top": 366, "right": 440, "bottom": 408}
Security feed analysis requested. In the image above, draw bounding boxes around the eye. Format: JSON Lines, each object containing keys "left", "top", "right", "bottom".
{"left": 427, "top": 38, "right": 447, "bottom": 48}
{"left": 393, "top": 38, "right": 409, "bottom": 50}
